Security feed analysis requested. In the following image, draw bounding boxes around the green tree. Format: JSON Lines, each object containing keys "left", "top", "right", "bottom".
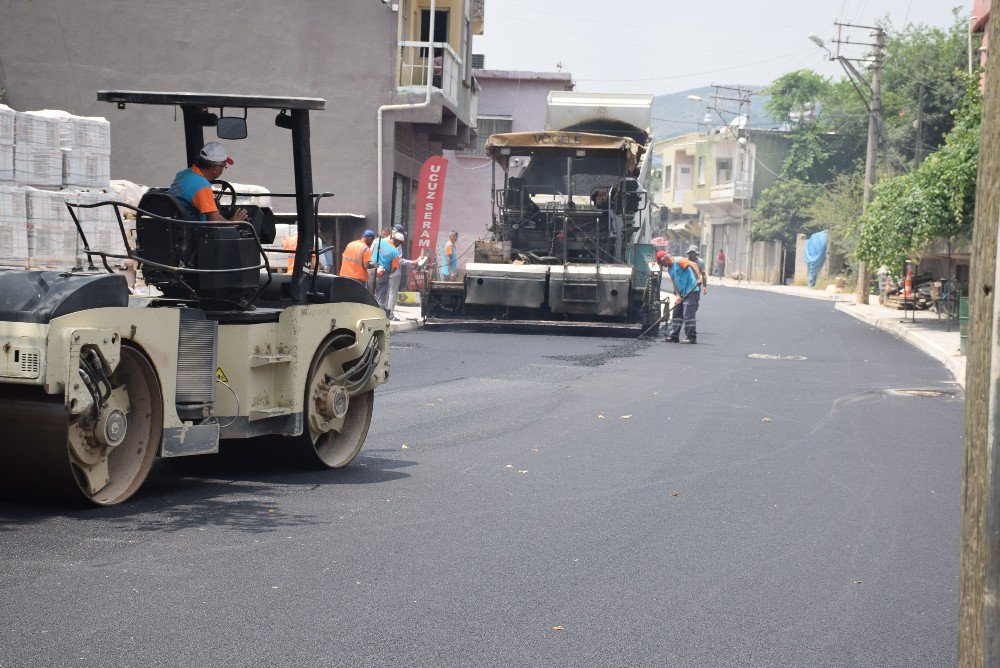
{"left": 808, "top": 173, "right": 865, "bottom": 269}
{"left": 857, "top": 75, "right": 981, "bottom": 273}
{"left": 764, "top": 70, "right": 830, "bottom": 126}
{"left": 749, "top": 179, "right": 816, "bottom": 246}
{"left": 880, "top": 9, "right": 973, "bottom": 166}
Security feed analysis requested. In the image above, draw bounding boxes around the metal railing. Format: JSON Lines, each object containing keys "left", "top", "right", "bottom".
{"left": 397, "top": 41, "right": 462, "bottom": 106}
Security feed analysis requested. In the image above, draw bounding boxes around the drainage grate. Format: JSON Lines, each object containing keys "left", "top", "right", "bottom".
{"left": 747, "top": 353, "right": 807, "bottom": 361}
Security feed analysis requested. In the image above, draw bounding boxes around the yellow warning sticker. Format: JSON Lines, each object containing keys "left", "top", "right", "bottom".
{"left": 216, "top": 366, "right": 229, "bottom": 383}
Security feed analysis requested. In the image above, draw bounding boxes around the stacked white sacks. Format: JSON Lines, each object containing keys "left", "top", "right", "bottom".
{"left": 25, "top": 188, "right": 77, "bottom": 268}
{"left": 0, "top": 105, "right": 14, "bottom": 183}
{"left": 0, "top": 185, "right": 29, "bottom": 267}
{"left": 29, "top": 110, "right": 111, "bottom": 188}
{"left": 14, "top": 112, "right": 62, "bottom": 187}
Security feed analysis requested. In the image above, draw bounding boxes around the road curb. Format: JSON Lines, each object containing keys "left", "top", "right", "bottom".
{"left": 390, "top": 319, "right": 422, "bottom": 333}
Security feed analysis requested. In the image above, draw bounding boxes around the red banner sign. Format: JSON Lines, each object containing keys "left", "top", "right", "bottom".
{"left": 413, "top": 155, "right": 449, "bottom": 262}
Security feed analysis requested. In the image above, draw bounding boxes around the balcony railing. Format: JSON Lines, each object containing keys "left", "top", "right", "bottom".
{"left": 397, "top": 41, "right": 463, "bottom": 107}
{"left": 710, "top": 180, "right": 753, "bottom": 201}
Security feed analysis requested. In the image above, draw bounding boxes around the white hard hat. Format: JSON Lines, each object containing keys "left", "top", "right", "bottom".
{"left": 393, "top": 232, "right": 405, "bottom": 241}
{"left": 200, "top": 141, "right": 233, "bottom": 165}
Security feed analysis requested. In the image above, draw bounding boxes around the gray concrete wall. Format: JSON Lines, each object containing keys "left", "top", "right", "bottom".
{"left": 794, "top": 234, "right": 809, "bottom": 285}
{"left": 439, "top": 70, "right": 573, "bottom": 273}
{"left": 748, "top": 240, "right": 783, "bottom": 284}
{"left": 0, "top": 0, "right": 409, "bottom": 222}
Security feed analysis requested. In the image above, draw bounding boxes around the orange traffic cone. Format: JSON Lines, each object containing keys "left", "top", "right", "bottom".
{"left": 903, "top": 267, "right": 914, "bottom": 298}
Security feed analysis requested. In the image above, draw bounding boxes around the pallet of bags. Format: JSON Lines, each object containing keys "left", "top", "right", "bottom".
{"left": 14, "top": 112, "right": 62, "bottom": 187}
{"left": 25, "top": 188, "right": 80, "bottom": 269}
{"left": 0, "top": 185, "right": 28, "bottom": 267}
{"left": 0, "top": 105, "right": 13, "bottom": 183}
{"left": 29, "top": 110, "right": 111, "bottom": 189}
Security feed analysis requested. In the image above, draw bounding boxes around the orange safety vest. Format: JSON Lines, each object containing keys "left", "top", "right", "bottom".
{"left": 340, "top": 239, "right": 372, "bottom": 280}
{"left": 282, "top": 234, "right": 297, "bottom": 273}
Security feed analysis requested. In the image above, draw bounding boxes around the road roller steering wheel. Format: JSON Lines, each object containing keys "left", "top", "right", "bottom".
{"left": 211, "top": 179, "right": 238, "bottom": 219}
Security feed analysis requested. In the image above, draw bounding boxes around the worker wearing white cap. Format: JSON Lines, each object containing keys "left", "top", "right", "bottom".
{"left": 387, "top": 231, "right": 419, "bottom": 319}
{"left": 167, "top": 141, "right": 248, "bottom": 222}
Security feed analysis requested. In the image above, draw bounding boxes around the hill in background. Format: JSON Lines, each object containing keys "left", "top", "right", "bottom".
{"left": 650, "top": 86, "right": 776, "bottom": 142}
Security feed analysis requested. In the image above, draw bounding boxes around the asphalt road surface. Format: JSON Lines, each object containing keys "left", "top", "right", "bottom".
{"left": 0, "top": 286, "right": 963, "bottom": 668}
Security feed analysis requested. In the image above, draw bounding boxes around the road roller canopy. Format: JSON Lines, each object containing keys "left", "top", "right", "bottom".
{"left": 97, "top": 90, "right": 328, "bottom": 303}
{"left": 485, "top": 131, "right": 645, "bottom": 173}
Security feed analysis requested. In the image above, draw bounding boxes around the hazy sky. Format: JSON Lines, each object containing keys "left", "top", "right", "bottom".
{"left": 474, "top": 1, "right": 969, "bottom": 95}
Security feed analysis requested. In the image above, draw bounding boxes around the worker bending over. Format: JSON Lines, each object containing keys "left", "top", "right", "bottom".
{"left": 656, "top": 250, "right": 704, "bottom": 344}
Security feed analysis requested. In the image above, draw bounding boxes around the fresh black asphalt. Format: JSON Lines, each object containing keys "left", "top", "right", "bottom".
{"left": 0, "top": 286, "right": 963, "bottom": 667}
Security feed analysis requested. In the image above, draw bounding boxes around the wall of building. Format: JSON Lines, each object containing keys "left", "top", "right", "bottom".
{"left": 438, "top": 70, "right": 573, "bottom": 274}
{"left": 0, "top": 1, "right": 429, "bottom": 225}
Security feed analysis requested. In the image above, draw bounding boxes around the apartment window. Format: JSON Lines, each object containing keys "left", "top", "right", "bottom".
{"left": 459, "top": 116, "right": 513, "bottom": 156}
{"left": 697, "top": 156, "right": 706, "bottom": 185}
{"left": 716, "top": 158, "right": 732, "bottom": 183}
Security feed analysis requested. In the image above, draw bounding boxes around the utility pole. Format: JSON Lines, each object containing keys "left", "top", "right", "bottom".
{"left": 812, "top": 25, "right": 887, "bottom": 303}
{"left": 914, "top": 84, "right": 925, "bottom": 168}
{"left": 706, "top": 85, "right": 754, "bottom": 279}
{"left": 825, "top": 23, "right": 886, "bottom": 305}
{"left": 959, "top": 7, "right": 1000, "bottom": 664}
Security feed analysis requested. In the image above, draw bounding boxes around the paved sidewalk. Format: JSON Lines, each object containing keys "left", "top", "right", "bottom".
{"left": 711, "top": 277, "right": 966, "bottom": 387}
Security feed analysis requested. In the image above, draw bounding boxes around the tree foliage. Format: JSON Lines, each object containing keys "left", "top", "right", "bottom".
{"left": 751, "top": 9, "right": 974, "bottom": 262}
{"left": 857, "top": 75, "right": 981, "bottom": 274}
{"left": 808, "top": 173, "right": 865, "bottom": 268}
{"left": 749, "top": 179, "right": 816, "bottom": 246}
{"left": 764, "top": 70, "right": 830, "bottom": 126}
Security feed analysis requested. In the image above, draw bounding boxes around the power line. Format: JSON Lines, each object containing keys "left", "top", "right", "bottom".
{"left": 576, "top": 49, "right": 814, "bottom": 83}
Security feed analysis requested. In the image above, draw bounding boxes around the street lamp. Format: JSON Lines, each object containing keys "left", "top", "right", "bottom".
{"left": 687, "top": 95, "right": 711, "bottom": 136}
{"left": 808, "top": 34, "right": 832, "bottom": 58}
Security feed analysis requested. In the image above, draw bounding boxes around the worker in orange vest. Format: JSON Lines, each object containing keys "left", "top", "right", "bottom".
{"left": 340, "top": 229, "right": 377, "bottom": 284}
{"left": 282, "top": 231, "right": 298, "bottom": 274}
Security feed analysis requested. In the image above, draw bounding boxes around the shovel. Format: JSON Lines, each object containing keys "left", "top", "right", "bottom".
{"left": 638, "top": 287, "right": 697, "bottom": 339}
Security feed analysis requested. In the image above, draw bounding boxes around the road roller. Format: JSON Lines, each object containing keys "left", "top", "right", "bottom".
{"left": 0, "top": 91, "right": 390, "bottom": 505}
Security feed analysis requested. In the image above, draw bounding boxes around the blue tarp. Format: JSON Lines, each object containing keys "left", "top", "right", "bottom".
{"left": 804, "top": 230, "right": 829, "bottom": 287}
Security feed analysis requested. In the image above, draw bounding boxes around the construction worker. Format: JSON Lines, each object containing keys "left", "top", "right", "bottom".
{"left": 387, "top": 232, "right": 418, "bottom": 319}
{"left": 656, "top": 250, "right": 704, "bottom": 344}
{"left": 168, "top": 142, "right": 248, "bottom": 222}
{"left": 372, "top": 232, "right": 401, "bottom": 315}
{"left": 686, "top": 245, "right": 708, "bottom": 294}
{"left": 441, "top": 231, "right": 459, "bottom": 281}
{"left": 340, "top": 229, "right": 376, "bottom": 284}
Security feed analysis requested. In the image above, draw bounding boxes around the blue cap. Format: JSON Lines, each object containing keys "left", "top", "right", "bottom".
{"left": 394, "top": 224, "right": 405, "bottom": 233}
{"left": 363, "top": 229, "right": 376, "bottom": 238}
